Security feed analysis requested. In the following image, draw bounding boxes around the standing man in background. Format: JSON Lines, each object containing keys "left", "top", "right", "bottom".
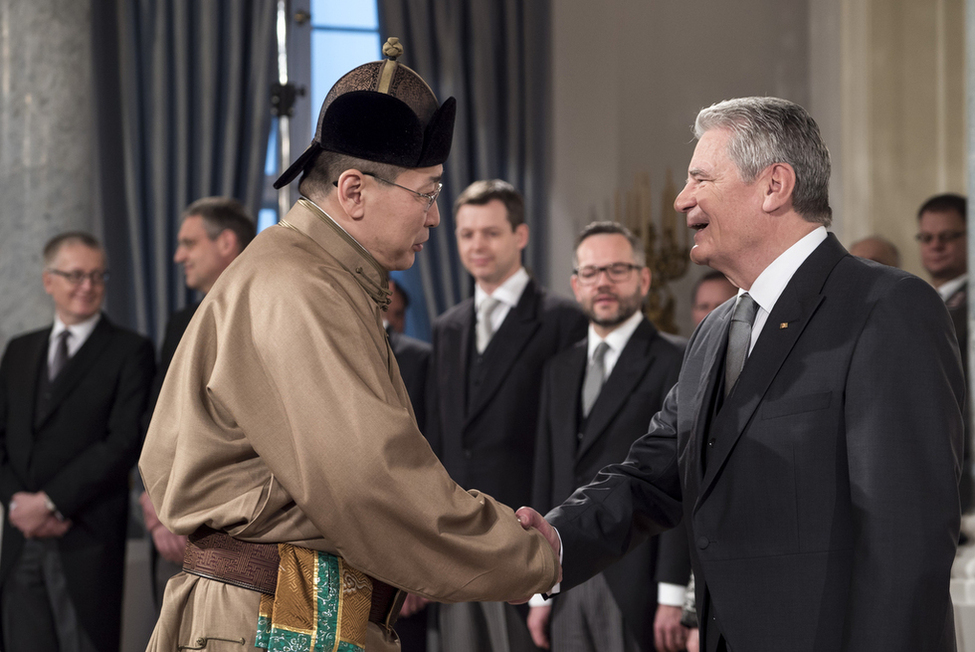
{"left": 917, "top": 193, "right": 971, "bottom": 513}
{"left": 529, "top": 222, "right": 690, "bottom": 652}
{"left": 428, "top": 179, "right": 587, "bottom": 652}
{"left": 0, "top": 232, "right": 154, "bottom": 652}
{"left": 690, "top": 271, "right": 737, "bottom": 329}
{"left": 139, "top": 196, "right": 255, "bottom": 607}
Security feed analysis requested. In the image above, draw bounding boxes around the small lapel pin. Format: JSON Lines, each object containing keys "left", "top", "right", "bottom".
{"left": 779, "top": 322, "right": 789, "bottom": 329}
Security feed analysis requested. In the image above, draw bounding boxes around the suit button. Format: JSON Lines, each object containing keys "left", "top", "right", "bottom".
{"left": 463, "top": 449, "right": 472, "bottom": 459}
{"left": 707, "top": 438, "right": 715, "bottom": 448}
{"left": 697, "top": 536, "right": 710, "bottom": 550}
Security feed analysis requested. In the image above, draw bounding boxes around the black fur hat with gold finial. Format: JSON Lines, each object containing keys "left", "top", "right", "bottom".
{"left": 274, "top": 37, "right": 456, "bottom": 188}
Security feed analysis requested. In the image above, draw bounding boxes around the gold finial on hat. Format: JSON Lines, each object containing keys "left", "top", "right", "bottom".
{"left": 383, "top": 37, "right": 404, "bottom": 61}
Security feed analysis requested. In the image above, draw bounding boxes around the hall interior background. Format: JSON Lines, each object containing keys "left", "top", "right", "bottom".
{"left": 0, "top": 0, "right": 969, "bottom": 649}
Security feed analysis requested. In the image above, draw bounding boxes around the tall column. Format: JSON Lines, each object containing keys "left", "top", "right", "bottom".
{"left": 0, "top": 0, "right": 95, "bottom": 349}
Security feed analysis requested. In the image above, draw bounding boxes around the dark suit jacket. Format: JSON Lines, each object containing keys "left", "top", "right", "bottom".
{"left": 147, "top": 303, "right": 198, "bottom": 417}
{"left": 389, "top": 330, "right": 431, "bottom": 432}
{"left": 549, "top": 235, "right": 963, "bottom": 652}
{"left": 427, "top": 277, "right": 588, "bottom": 510}
{"left": 533, "top": 318, "right": 691, "bottom": 651}
{"left": 0, "top": 315, "right": 155, "bottom": 652}
{"left": 946, "top": 286, "right": 972, "bottom": 513}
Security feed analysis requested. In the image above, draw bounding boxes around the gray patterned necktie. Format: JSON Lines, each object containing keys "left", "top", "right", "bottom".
{"left": 49, "top": 330, "right": 71, "bottom": 381}
{"left": 582, "top": 341, "right": 610, "bottom": 417}
{"left": 476, "top": 296, "right": 502, "bottom": 353}
{"left": 724, "top": 293, "right": 758, "bottom": 396}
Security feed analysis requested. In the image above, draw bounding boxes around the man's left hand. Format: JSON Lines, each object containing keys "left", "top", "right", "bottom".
{"left": 654, "top": 604, "right": 688, "bottom": 652}
{"left": 9, "top": 491, "right": 56, "bottom": 536}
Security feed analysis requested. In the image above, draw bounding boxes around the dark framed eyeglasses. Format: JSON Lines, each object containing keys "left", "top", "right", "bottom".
{"left": 915, "top": 230, "right": 966, "bottom": 245}
{"left": 47, "top": 269, "right": 110, "bottom": 285}
{"left": 573, "top": 263, "right": 641, "bottom": 285}
{"left": 364, "top": 172, "right": 442, "bottom": 211}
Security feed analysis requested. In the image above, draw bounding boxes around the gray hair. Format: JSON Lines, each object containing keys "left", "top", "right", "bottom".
{"left": 695, "top": 97, "right": 832, "bottom": 226}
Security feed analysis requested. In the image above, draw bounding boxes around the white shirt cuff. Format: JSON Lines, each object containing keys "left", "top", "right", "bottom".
{"left": 529, "top": 594, "right": 552, "bottom": 607}
{"left": 657, "top": 581, "right": 687, "bottom": 607}
{"left": 547, "top": 527, "right": 564, "bottom": 595}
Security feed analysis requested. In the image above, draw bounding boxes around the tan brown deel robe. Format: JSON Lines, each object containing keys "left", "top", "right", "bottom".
{"left": 140, "top": 199, "right": 559, "bottom": 651}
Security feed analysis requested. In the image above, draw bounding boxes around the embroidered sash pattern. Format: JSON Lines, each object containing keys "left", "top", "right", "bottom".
{"left": 255, "top": 544, "right": 372, "bottom": 652}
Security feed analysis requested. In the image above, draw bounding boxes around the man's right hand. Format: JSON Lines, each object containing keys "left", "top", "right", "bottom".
{"left": 515, "top": 506, "right": 561, "bottom": 560}
{"left": 527, "top": 604, "right": 552, "bottom": 649}
{"left": 152, "top": 527, "right": 188, "bottom": 565}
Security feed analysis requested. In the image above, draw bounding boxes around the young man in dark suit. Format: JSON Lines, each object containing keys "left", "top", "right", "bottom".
{"left": 0, "top": 232, "right": 155, "bottom": 652}
{"left": 428, "top": 179, "right": 587, "bottom": 652}
{"left": 139, "top": 197, "right": 254, "bottom": 606}
{"left": 519, "top": 97, "right": 964, "bottom": 652}
{"left": 529, "top": 222, "right": 690, "bottom": 652}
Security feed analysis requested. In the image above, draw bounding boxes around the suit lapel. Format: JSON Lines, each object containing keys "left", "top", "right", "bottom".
{"left": 555, "top": 342, "right": 586, "bottom": 444}
{"left": 578, "top": 319, "right": 656, "bottom": 460}
{"left": 23, "top": 327, "right": 52, "bottom": 429}
{"left": 686, "top": 304, "right": 733, "bottom": 488}
{"left": 35, "top": 316, "right": 114, "bottom": 429}
{"left": 465, "top": 280, "right": 543, "bottom": 425}
{"left": 696, "top": 235, "right": 847, "bottom": 505}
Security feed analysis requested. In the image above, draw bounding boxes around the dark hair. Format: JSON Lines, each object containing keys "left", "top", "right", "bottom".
{"left": 183, "top": 197, "right": 256, "bottom": 251}
{"left": 454, "top": 179, "right": 525, "bottom": 230}
{"left": 43, "top": 232, "right": 102, "bottom": 265}
{"left": 693, "top": 270, "right": 733, "bottom": 298}
{"left": 297, "top": 150, "right": 405, "bottom": 203}
{"left": 917, "top": 193, "right": 967, "bottom": 220}
{"left": 694, "top": 97, "right": 832, "bottom": 226}
{"left": 573, "top": 221, "right": 646, "bottom": 267}
{"left": 391, "top": 281, "right": 411, "bottom": 308}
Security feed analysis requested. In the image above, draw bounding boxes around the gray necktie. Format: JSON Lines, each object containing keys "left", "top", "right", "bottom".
{"left": 724, "top": 293, "right": 758, "bottom": 396}
{"left": 49, "top": 330, "right": 71, "bottom": 381}
{"left": 476, "top": 296, "right": 502, "bottom": 353}
{"left": 582, "top": 341, "right": 610, "bottom": 417}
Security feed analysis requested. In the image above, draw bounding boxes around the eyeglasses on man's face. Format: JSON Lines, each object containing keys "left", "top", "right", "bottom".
{"left": 47, "top": 269, "right": 110, "bottom": 285}
{"left": 915, "top": 230, "right": 966, "bottom": 245}
{"left": 573, "top": 263, "right": 641, "bottom": 285}
{"left": 364, "top": 172, "right": 442, "bottom": 211}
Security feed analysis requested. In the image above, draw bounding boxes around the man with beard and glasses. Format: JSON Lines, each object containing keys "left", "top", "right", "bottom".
{"left": 528, "top": 222, "right": 690, "bottom": 652}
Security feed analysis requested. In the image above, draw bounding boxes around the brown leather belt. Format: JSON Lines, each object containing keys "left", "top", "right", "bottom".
{"left": 183, "top": 526, "right": 403, "bottom": 627}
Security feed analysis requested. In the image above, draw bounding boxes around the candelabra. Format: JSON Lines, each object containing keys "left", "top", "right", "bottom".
{"left": 612, "top": 170, "right": 690, "bottom": 334}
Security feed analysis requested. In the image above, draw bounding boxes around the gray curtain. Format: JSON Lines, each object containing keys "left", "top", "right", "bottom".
{"left": 92, "top": 0, "right": 276, "bottom": 341}
{"left": 378, "top": 0, "right": 552, "bottom": 334}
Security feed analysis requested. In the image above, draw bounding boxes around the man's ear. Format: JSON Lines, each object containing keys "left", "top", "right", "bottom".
{"left": 42, "top": 270, "right": 54, "bottom": 296}
{"left": 335, "top": 169, "right": 367, "bottom": 219}
{"left": 215, "top": 229, "right": 238, "bottom": 256}
{"left": 761, "top": 162, "right": 796, "bottom": 214}
{"left": 515, "top": 223, "right": 530, "bottom": 250}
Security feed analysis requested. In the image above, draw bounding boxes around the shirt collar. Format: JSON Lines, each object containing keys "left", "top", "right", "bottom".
{"left": 52, "top": 312, "right": 101, "bottom": 342}
{"left": 744, "top": 227, "right": 828, "bottom": 314}
{"left": 937, "top": 274, "right": 968, "bottom": 302}
{"left": 588, "top": 310, "right": 644, "bottom": 360}
{"left": 475, "top": 267, "right": 530, "bottom": 310}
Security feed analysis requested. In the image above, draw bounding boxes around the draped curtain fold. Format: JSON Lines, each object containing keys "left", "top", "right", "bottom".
{"left": 378, "top": 0, "right": 552, "bottom": 336}
{"left": 93, "top": 0, "right": 276, "bottom": 341}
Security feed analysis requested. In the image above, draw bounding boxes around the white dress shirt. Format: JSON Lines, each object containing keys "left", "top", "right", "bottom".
{"left": 474, "top": 267, "right": 530, "bottom": 331}
{"left": 740, "top": 226, "right": 828, "bottom": 354}
{"left": 937, "top": 274, "right": 967, "bottom": 303}
{"left": 48, "top": 312, "right": 102, "bottom": 370}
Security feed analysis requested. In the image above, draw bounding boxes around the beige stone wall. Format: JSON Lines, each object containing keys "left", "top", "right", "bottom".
{"left": 836, "top": 0, "right": 966, "bottom": 279}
